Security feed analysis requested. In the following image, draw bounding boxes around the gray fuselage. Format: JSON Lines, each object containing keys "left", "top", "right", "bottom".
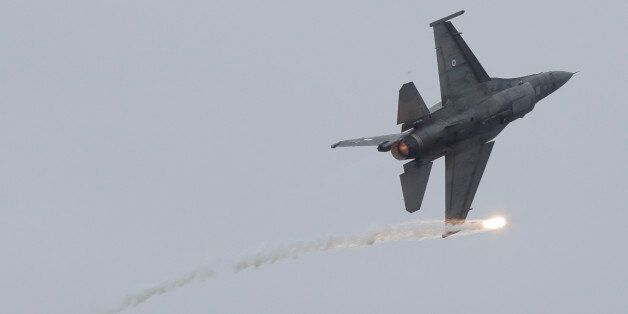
{"left": 398, "top": 71, "right": 573, "bottom": 162}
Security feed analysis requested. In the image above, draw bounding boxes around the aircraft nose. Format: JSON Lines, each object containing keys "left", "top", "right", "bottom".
{"left": 552, "top": 71, "right": 574, "bottom": 89}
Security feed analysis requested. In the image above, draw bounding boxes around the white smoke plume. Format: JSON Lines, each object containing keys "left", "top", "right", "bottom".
{"left": 107, "top": 267, "right": 215, "bottom": 313}
{"left": 108, "top": 217, "right": 505, "bottom": 313}
{"left": 233, "top": 219, "right": 486, "bottom": 271}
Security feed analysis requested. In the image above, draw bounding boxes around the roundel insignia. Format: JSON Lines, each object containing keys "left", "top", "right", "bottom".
{"left": 451, "top": 59, "right": 457, "bottom": 67}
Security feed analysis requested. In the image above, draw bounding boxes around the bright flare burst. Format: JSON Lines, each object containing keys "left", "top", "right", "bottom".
{"left": 481, "top": 216, "right": 507, "bottom": 230}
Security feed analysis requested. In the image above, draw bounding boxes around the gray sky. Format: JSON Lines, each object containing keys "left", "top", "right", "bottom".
{"left": 1, "top": 1, "right": 626, "bottom": 313}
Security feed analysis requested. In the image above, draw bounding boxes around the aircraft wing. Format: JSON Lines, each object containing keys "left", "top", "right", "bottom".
{"left": 331, "top": 130, "right": 411, "bottom": 149}
{"left": 445, "top": 141, "right": 494, "bottom": 224}
{"left": 430, "top": 10, "right": 490, "bottom": 105}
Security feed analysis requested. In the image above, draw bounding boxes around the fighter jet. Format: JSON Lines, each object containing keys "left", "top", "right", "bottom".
{"left": 331, "top": 10, "right": 573, "bottom": 233}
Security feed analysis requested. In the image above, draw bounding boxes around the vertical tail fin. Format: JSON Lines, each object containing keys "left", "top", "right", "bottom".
{"left": 397, "top": 82, "right": 430, "bottom": 130}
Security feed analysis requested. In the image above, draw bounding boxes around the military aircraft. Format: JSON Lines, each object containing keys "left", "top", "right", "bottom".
{"left": 331, "top": 10, "right": 573, "bottom": 235}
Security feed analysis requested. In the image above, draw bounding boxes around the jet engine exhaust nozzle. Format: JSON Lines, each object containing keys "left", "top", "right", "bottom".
{"left": 391, "top": 141, "right": 410, "bottom": 160}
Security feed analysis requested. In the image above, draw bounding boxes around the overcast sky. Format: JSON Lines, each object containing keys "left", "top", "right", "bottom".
{"left": 1, "top": 1, "right": 627, "bottom": 313}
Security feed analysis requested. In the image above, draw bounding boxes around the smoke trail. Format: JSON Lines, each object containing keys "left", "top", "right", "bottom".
{"left": 233, "top": 219, "right": 485, "bottom": 272}
{"left": 108, "top": 218, "right": 503, "bottom": 313}
{"left": 107, "top": 267, "right": 215, "bottom": 313}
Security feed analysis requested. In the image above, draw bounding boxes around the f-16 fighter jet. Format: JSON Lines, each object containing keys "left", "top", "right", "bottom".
{"left": 332, "top": 10, "right": 573, "bottom": 232}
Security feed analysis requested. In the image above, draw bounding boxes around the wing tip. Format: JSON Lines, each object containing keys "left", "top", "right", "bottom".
{"left": 429, "top": 10, "right": 465, "bottom": 27}
{"left": 442, "top": 230, "right": 461, "bottom": 238}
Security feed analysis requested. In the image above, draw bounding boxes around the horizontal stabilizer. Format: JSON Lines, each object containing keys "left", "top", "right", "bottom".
{"left": 331, "top": 129, "right": 412, "bottom": 149}
{"left": 400, "top": 160, "right": 432, "bottom": 213}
